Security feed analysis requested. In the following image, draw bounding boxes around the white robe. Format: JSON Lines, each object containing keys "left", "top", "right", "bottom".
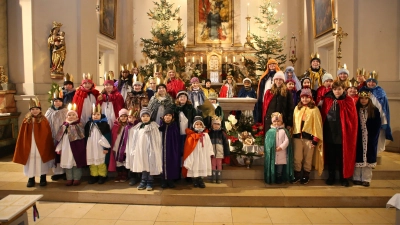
{"left": 113, "top": 130, "right": 125, "bottom": 167}
{"left": 101, "top": 101, "right": 116, "bottom": 129}
{"left": 121, "top": 83, "right": 132, "bottom": 101}
{"left": 55, "top": 135, "right": 76, "bottom": 169}
{"left": 23, "top": 126, "right": 54, "bottom": 177}
{"left": 45, "top": 107, "right": 68, "bottom": 140}
{"left": 125, "top": 127, "right": 135, "bottom": 170}
{"left": 81, "top": 94, "right": 96, "bottom": 125}
{"left": 184, "top": 133, "right": 214, "bottom": 177}
{"left": 86, "top": 124, "right": 111, "bottom": 165}
{"left": 129, "top": 122, "right": 162, "bottom": 175}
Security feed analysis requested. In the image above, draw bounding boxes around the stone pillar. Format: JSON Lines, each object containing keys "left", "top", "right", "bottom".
{"left": 0, "top": 0, "right": 8, "bottom": 73}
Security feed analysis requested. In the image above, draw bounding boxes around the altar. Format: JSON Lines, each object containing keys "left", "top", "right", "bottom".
{"left": 217, "top": 97, "right": 257, "bottom": 111}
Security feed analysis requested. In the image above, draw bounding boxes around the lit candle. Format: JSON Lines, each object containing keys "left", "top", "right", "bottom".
{"left": 242, "top": 56, "right": 244, "bottom": 62}
{"left": 233, "top": 56, "right": 236, "bottom": 63}
{"left": 200, "top": 56, "right": 203, "bottom": 63}
{"left": 192, "top": 56, "right": 195, "bottom": 63}
{"left": 184, "top": 57, "right": 187, "bottom": 63}
{"left": 225, "top": 56, "right": 227, "bottom": 62}
{"left": 133, "top": 74, "right": 137, "bottom": 82}
{"left": 228, "top": 139, "right": 231, "bottom": 146}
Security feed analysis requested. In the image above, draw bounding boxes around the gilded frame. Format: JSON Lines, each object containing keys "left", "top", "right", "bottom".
{"left": 311, "top": 0, "right": 336, "bottom": 38}
{"left": 100, "top": 0, "right": 117, "bottom": 39}
{"left": 194, "top": 0, "right": 233, "bottom": 45}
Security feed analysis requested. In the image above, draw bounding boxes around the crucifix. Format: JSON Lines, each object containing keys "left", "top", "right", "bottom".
{"left": 332, "top": 27, "right": 348, "bottom": 69}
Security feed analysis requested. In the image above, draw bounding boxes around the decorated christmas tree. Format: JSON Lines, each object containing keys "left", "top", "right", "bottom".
{"left": 250, "top": 0, "right": 286, "bottom": 72}
{"left": 139, "top": 0, "right": 186, "bottom": 81}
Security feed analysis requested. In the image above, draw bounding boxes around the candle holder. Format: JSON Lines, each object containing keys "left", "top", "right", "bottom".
{"left": 244, "top": 16, "right": 254, "bottom": 48}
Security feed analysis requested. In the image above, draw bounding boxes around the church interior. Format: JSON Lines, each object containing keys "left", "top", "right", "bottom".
{"left": 0, "top": 0, "right": 400, "bottom": 224}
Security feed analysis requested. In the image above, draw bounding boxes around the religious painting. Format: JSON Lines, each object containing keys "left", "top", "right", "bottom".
{"left": 100, "top": 0, "right": 117, "bottom": 39}
{"left": 194, "top": 0, "right": 233, "bottom": 45}
{"left": 311, "top": 0, "right": 336, "bottom": 38}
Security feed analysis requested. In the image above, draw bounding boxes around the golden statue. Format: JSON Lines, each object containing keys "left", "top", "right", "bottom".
{"left": 48, "top": 21, "right": 66, "bottom": 79}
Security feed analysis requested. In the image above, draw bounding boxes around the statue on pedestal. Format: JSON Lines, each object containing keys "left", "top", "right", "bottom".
{"left": 48, "top": 21, "right": 66, "bottom": 79}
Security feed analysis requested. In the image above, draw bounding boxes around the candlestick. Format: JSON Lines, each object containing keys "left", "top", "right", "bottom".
{"left": 225, "top": 56, "right": 227, "bottom": 63}
{"left": 233, "top": 56, "right": 235, "bottom": 63}
{"left": 192, "top": 56, "right": 195, "bottom": 63}
{"left": 200, "top": 56, "right": 203, "bottom": 63}
{"left": 184, "top": 57, "right": 187, "bottom": 63}
{"left": 242, "top": 56, "right": 244, "bottom": 62}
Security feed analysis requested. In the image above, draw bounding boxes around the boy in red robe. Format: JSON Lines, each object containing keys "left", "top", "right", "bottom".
{"left": 72, "top": 73, "right": 100, "bottom": 124}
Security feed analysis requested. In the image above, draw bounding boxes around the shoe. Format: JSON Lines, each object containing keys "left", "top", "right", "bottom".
{"left": 340, "top": 179, "right": 350, "bottom": 187}
{"left": 146, "top": 181, "right": 153, "bottom": 191}
{"left": 300, "top": 171, "right": 310, "bottom": 185}
{"left": 291, "top": 171, "right": 301, "bottom": 184}
{"left": 198, "top": 177, "right": 206, "bottom": 188}
{"left": 362, "top": 181, "right": 370, "bottom": 187}
{"left": 65, "top": 180, "right": 73, "bottom": 186}
{"left": 129, "top": 177, "right": 137, "bottom": 186}
{"left": 98, "top": 176, "right": 106, "bottom": 184}
{"left": 27, "top": 177, "right": 35, "bottom": 188}
{"left": 276, "top": 175, "right": 283, "bottom": 184}
{"left": 137, "top": 180, "right": 147, "bottom": 190}
{"left": 73, "top": 180, "right": 81, "bottom": 186}
{"left": 88, "top": 176, "right": 99, "bottom": 184}
{"left": 216, "top": 170, "right": 222, "bottom": 184}
{"left": 353, "top": 180, "right": 362, "bottom": 185}
{"left": 114, "top": 172, "right": 122, "bottom": 182}
{"left": 211, "top": 170, "right": 216, "bottom": 183}
{"left": 185, "top": 177, "right": 192, "bottom": 183}
{"left": 167, "top": 180, "right": 175, "bottom": 188}
{"left": 161, "top": 179, "right": 168, "bottom": 189}
{"left": 51, "top": 173, "right": 65, "bottom": 181}
{"left": 192, "top": 177, "right": 199, "bottom": 188}
{"left": 120, "top": 170, "right": 128, "bottom": 182}
{"left": 40, "top": 175, "right": 47, "bottom": 186}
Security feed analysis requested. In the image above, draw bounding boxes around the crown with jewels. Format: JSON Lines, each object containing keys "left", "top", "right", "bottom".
{"left": 356, "top": 68, "right": 366, "bottom": 78}
{"left": 82, "top": 73, "right": 93, "bottom": 80}
{"left": 64, "top": 73, "right": 73, "bottom": 82}
{"left": 67, "top": 103, "right": 78, "bottom": 111}
{"left": 92, "top": 103, "right": 102, "bottom": 114}
{"left": 29, "top": 96, "right": 41, "bottom": 109}
{"left": 310, "top": 52, "right": 320, "bottom": 60}
{"left": 367, "top": 71, "right": 378, "bottom": 81}
{"left": 358, "top": 90, "right": 371, "bottom": 98}
{"left": 52, "top": 21, "right": 63, "bottom": 29}
{"left": 348, "top": 77, "right": 359, "bottom": 88}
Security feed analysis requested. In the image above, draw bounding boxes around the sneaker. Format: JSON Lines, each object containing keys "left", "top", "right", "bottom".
{"left": 362, "top": 181, "right": 370, "bottom": 187}
{"left": 128, "top": 177, "right": 137, "bottom": 186}
{"left": 146, "top": 183, "right": 153, "bottom": 191}
{"left": 65, "top": 180, "right": 73, "bottom": 186}
{"left": 137, "top": 180, "right": 147, "bottom": 190}
{"left": 161, "top": 180, "right": 168, "bottom": 189}
{"left": 27, "top": 177, "right": 35, "bottom": 188}
{"left": 51, "top": 173, "right": 65, "bottom": 181}
{"left": 353, "top": 180, "right": 362, "bottom": 185}
{"left": 325, "top": 177, "right": 335, "bottom": 185}
{"left": 98, "top": 176, "right": 106, "bottom": 184}
{"left": 300, "top": 177, "right": 309, "bottom": 184}
{"left": 167, "top": 180, "right": 176, "bottom": 188}
{"left": 340, "top": 179, "right": 350, "bottom": 187}
{"left": 198, "top": 177, "right": 206, "bottom": 188}
{"left": 40, "top": 175, "right": 47, "bottom": 186}
{"left": 88, "top": 176, "right": 99, "bottom": 184}
{"left": 192, "top": 177, "right": 199, "bottom": 188}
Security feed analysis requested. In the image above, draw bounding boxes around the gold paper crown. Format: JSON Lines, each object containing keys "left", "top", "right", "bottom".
{"left": 310, "top": 52, "right": 320, "bottom": 60}
{"left": 367, "top": 71, "right": 378, "bottom": 81}
{"left": 104, "top": 71, "right": 114, "bottom": 80}
{"left": 67, "top": 103, "right": 78, "bottom": 111}
{"left": 167, "top": 63, "right": 176, "bottom": 71}
{"left": 82, "top": 73, "right": 93, "bottom": 80}
{"left": 120, "top": 64, "right": 127, "bottom": 72}
{"left": 64, "top": 73, "right": 73, "bottom": 82}
{"left": 154, "top": 64, "right": 162, "bottom": 73}
{"left": 348, "top": 77, "right": 359, "bottom": 88}
{"left": 52, "top": 21, "right": 63, "bottom": 29}
{"left": 356, "top": 68, "right": 366, "bottom": 78}
{"left": 340, "top": 64, "right": 347, "bottom": 70}
{"left": 358, "top": 90, "right": 371, "bottom": 98}
{"left": 132, "top": 61, "right": 138, "bottom": 68}
{"left": 128, "top": 107, "right": 139, "bottom": 117}
{"left": 29, "top": 97, "right": 41, "bottom": 109}
{"left": 52, "top": 87, "right": 64, "bottom": 99}
{"left": 92, "top": 103, "right": 102, "bottom": 114}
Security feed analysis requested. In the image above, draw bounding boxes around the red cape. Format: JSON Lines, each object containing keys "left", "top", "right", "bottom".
{"left": 97, "top": 88, "right": 124, "bottom": 119}
{"left": 166, "top": 78, "right": 185, "bottom": 99}
{"left": 72, "top": 86, "right": 100, "bottom": 119}
{"left": 182, "top": 128, "right": 209, "bottom": 178}
{"left": 321, "top": 95, "right": 358, "bottom": 178}
{"left": 262, "top": 90, "right": 274, "bottom": 127}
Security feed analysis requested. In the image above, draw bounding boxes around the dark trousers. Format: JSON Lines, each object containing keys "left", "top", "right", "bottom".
{"left": 326, "top": 143, "right": 344, "bottom": 179}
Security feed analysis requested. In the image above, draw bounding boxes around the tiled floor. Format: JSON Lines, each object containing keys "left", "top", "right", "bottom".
{"left": 26, "top": 201, "right": 397, "bottom": 225}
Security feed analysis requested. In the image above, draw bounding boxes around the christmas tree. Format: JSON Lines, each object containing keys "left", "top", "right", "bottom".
{"left": 139, "top": 0, "right": 186, "bottom": 81}
{"left": 250, "top": 0, "right": 286, "bottom": 72}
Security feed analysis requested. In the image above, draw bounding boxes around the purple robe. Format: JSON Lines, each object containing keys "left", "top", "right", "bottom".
{"left": 55, "top": 122, "right": 87, "bottom": 168}
{"left": 159, "top": 120, "right": 181, "bottom": 180}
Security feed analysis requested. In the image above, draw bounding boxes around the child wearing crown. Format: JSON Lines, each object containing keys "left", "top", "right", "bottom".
{"left": 63, "top": 73, "right": 75, "bottom": 105}
{"left": 353, "top": 90, "right": 381, "bottom": 187}
{"left": 45, "top": 85, "right": 68, "bottom": 181}
{"left": 72, "top": 73, "right": 100, "bottom": 125}
{"left": 54, "top": 104, "right": 86, "bottom": 186}
{"left": 13, "top": 97, "right": 55, "bottom": 187}
{"left": 111, "top": 108, "right": 129, "bottom": 182}
{"left": 264, "top": 112, "right": 293, "bottom": 184}
{"left": 97, "top": 72, "right": 124, "bottom": 129}
{"left": 208, "top": 117, "right": 230, "bottom": 184}
{"left": 128, "top": 107, "right": 162, "bottom": 191}
{"left": 183, "top": 116, "right": 214, "bottom": 188}
{"left": 85, "top": 104, "right": 112, "bottom": 184}
{"left": 158, "top": 108, "right": 181, "bottom": 188}
{"left": 335, "top": 66, "right": 350, "bottom": 89}
{"left": 123, "top": 108, "right": 141, "bottom": 186}
{"left": 219, "top": 75, "right": 236, "bottom": 98}
{"left": 316, "top": 73, "right": 333, "bottom": 107}
{"left": 347, "top": 78, "right": 359, "bottom": 104}
{"left": 292, "top": 89, "right": 323, "bottom": 184}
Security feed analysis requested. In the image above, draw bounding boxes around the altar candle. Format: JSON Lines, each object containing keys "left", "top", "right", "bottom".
{"left": 133, "top": 74, "right": 137, "bottom": 82}
{"left": 242, "top": 56, "right": 244, "bottom": 62}
{"left": 225, "top": 56, "right": 227, "bottom": 62}
{"left": 192, "top": 56, "right": 195, "bottom": 63}
{"left": 200, "top": 56, "right": 203, "bottom": 63}
{"left": 184, "top": 57, "right": 187, "bottom": 63}
{"left": 233, "top": 56, "right": 236, "bottom": 63}
{"left": 228, "top": 139, "right": 231, "bottom": 146}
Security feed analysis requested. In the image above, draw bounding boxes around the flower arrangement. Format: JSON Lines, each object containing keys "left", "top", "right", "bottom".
{"left": 252, "top": 123, "right": 265, "bottom": 146}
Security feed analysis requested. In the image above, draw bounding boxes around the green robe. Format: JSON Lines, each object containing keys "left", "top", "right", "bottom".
{"left": 264, "top": 128, "right": 294, "bottom": 184}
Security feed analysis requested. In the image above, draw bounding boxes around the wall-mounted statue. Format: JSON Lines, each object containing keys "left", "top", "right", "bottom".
{"left": 48, "top": 21, "right": 66, "bottom": 79}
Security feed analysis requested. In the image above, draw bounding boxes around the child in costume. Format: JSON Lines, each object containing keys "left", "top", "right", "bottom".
{"left": 219, "top": 75, "right": 236, "bottom": 98}
{"left": 159, "top": 108, "right": 181, "bottom": 188}
{"left": 292, "top": 89, "right": 323, "bottom": 184}
{"left": 347, "top": 81, "right": 359, "bottom": 104}
{"left": 321, "top": 81, "right": 357, "bottom": 187}
{"left": 129, "top": 107, "right": 162, "bottom": 191}
{"left": 208, "top": 117, "right": 230, "bottom": 184}
{"left": 237, "top": 77, "right": 257, "bottom": 119}
{"left": 165, "top": 66, "right": 186, "bottom": 99}
{"left": 335, "top": 65, "right": 350, "bottom": 89}
{"left": 72, "top": 73, "right": 100, "bottom": 125}
{"left": 115, "top": 67, "right": 133, "bottom": 101}
{"left": 359, "top": 71, "right": 393, "bottom": 152}
{"left": 316, "top": 73, "right": 333, "bottom": 107}
{"left": 284, "top": 66, "right": 301, "bottom": 91}
{"left": 55, "top": 103, "right": 86, "bottom": 186}
{"left": 295, "top": 77, "right": 317, "bottom": 105}
{"left": 183, "top": 116, "right": 214, "bottom": 188}
{"left": 63, "top": 73, "right": 75, "bottom": 105}
{"left": 97, "top": 71, "right": 124, "bottom": 129}
{"left": 13, "top": 97, "right": 55, "bottom": 187}
{"left": 264, "top": 112, "right": 293, "bottom": 184}
{"left": 85, "top": 104, "right": 112, "bottom": 184}
{"left": 285, "top": 79, "right": 297, "bottom": 105}
{"left": 148, "top": 84, "right": 175, "bottom": 125}
{"left": 202, "top": 92, "right": 225, "bottom": 130}
{"left": 111, "top": 108, "right": 129, "bottom": 182}
{"left": 125, "top": 80, "right": 148, "bottom": 115}
{"left": 122, "top": 108, "right": 141, "bottom": 186}
{"left": 45, "top": 86, "right": 68, "bottom": 180}
{"left": 262, "top": 71, "right": 294, "bottom": 131}
{"left": 188, "top": 77, "right": 206, "bottom": 114}
{"left": 202, "top": 79, "right": 216, "bottom": 99}
{"left": 353, "top": 90, "right": 381, "bottom": 187}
